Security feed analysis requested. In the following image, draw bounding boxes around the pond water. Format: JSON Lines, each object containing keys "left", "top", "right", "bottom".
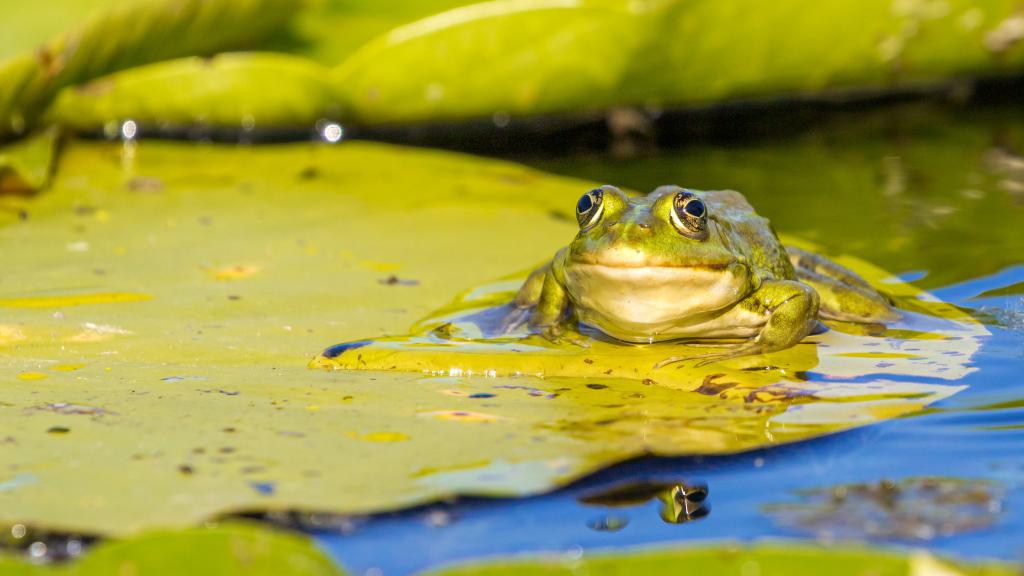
{"left": 316, "top": 103, "right": 1024, "bottom": 574}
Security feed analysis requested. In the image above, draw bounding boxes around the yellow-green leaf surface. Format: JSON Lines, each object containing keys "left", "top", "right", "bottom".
{"left": 0, "top": 139, "right": 981, "bottom": 537}
{"left": 49, "top": 54, "right": 340, "bottom": 132}
{"left": 0, "top": 523, "right": 342, "bottom": 576}
{"left": 0, "top": 128, "right": 59, "bottom": 193}
{"left": 428, "top": 543, "right": 1017, "bottom": 576}
{"left": 335, "top": 0, "right": 1024, "bottom": 124}
{"left": 0, "top": 0, "right": 302, "bottom": 139}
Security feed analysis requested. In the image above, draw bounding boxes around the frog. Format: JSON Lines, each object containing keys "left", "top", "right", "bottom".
{"left": 508, "top": 185, "right": 898, "bottom": 365}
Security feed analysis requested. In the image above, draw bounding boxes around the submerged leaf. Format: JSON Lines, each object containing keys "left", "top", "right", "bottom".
{"left": 0, "top": 0, "right": 303, "bottom": 139}
{"left": 48, "top": 53, "right": 341, "bottom": 132}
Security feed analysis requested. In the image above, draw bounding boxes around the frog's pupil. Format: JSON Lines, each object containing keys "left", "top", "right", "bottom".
{"left": 684, "top": 199, "right": 705, "bottom": 218}
{"left": 577, "top": 194, "right": 593, "bottom": 214}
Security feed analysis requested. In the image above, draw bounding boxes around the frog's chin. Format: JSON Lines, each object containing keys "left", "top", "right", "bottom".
{"left": 563, "top": 262, "right": 754, "bottom": 338}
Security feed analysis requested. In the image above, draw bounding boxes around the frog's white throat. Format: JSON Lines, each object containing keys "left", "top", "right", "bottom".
{"left": 562, "top": 262, "right": 758, "bottom": 342}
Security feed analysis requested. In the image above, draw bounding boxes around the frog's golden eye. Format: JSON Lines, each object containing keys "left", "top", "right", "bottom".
{"left": 671, "top": 192, "right": 708, "bottom": 238}
{"left": 576, "top": 188, "right": 604, "bottom": 230}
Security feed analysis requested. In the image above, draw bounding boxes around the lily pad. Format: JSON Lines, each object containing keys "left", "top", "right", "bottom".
{"left": 427, "top": 543, "right": 1017, "bottom": 576}
{"left": 0, "top": 0, "right": 302, "bottom": 139}
{"left": 0, "top": 139, "right": 983, "bottom": 537}
{"left": 0, "top": 523, "right": 342, "bottom": 575}
{"left": 333, "top": 0, "right": 1024, "bottom": 124}
{"left": 48, "top": 53, "right": 341, "bottom": 132}
{"left": 0, "top": 127, "right": 59, "bottom": 193}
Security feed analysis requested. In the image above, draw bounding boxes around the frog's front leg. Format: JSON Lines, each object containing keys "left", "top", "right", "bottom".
{"left": 657, "top": 280, "right": 819, "bottom": 367}
{"left": 530, "top": 267, "right": 574, "bottom": 340}
{"left": 504, "top": 259, "right": 573, "bottom": 339}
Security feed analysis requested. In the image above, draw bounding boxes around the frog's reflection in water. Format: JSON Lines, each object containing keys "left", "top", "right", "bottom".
{"left": 578, "top": 480, "right": 710, "bottom": 528}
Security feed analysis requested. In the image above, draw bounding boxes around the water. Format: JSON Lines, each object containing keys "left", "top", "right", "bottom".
{"left": 314, "top": 103, "right": 1024, "bottom": 574}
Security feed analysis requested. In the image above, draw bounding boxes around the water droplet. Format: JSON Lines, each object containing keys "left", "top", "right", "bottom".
{"left": 28, "top": 541, "right": 46, "bottom": 558}
{"left": 321, "top": 123, "right": 343, "bottom": 143}
{"left": 120, "top": 120, "right": 138, "bottom": 141}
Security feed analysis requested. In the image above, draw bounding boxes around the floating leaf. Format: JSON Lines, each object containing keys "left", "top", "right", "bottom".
{"left": 281, "top": 0, "right": 481, "bottom": 65}
{"left": 0, "top": 523, "right": 343, "bottom": 576}
{"left": 427, "top": 543, "right": 1016, "bottom": 576}
{"left": 0, "top": 138, "right": 984, "bottom": 538}
{"left": 48, "top": 53, "right": 341, "bottom": 132}
{"left": 332, "top": 0, "right": 652, "bottom": 124}
{"left": 333, "top": 0, "right": 1024, "bottom": 124}
{"left": 0, "top": 0, "right": 302, "bottom": 139}
{"left": 0, "top": 128, "right": 59, "bottom": 193}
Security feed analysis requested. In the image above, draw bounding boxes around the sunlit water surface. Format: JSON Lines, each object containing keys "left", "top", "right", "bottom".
{"left": 317, "top": 105, "right": 1024, "bottom": 574}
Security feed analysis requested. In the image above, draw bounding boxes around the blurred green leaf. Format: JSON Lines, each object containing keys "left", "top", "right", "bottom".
{"left": 0, "top": 127, "right": 59, "bottom": 193}
{"left": 48, "top": 54, "right": 341, "bottom": 131}
{"left": 333, "top": 0, "right": 1024, "bottom": 124}
{"left": 0, "top": 523, "right": 343, "bottom": 576}
{"left": 281, "top": 0, "right": 480, "bottom": 64}
{"left": 332, "top": 0, "right": 653, "bottom": 123}
{"left": 0, "top": 0, "right": 303, "bottom": 140}
{"left": 428, "top": 544, "right": 1017, "bottom": 576}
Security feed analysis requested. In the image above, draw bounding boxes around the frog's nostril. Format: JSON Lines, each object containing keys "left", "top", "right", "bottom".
{"left": 637, "top": 222, "right": 651, "bottom": 230}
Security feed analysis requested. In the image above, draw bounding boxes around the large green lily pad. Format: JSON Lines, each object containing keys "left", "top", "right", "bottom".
{"left": 0, "top": 140, "right": 982, "bottom": 536}
{"left": 334, "top": 0, "right": 1024, "bottom": 124}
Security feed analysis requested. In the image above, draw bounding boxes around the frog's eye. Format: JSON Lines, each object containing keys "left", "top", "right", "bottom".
{"left": 671, "top": 192, "right": 708, "bottom": 238}
{"left": 576, "top": 188, "right": 604, "bottom": 230}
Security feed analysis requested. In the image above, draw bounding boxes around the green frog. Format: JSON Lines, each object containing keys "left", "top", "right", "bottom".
{"left": 511, "top": 185, "right": 898, "bottom": 365}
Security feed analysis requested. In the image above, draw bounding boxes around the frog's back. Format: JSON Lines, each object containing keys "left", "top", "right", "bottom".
{"left": 701, "top": 190, "right": 795, "bottom": 281}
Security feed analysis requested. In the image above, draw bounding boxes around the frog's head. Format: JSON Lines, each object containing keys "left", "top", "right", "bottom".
{"left": 562, "top": 185, "right": 754, "bottom": 341}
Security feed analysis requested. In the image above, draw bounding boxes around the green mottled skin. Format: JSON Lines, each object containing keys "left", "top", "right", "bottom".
{"left": 513, "top": 185, "right": 897, "bottom": 365}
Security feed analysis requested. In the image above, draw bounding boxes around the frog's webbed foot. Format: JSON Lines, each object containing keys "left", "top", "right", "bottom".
{"left": 655, "top": 280, "right": 820, "bottom": 368}
{"left": 537, "top": 324, "right": 590, "bottom": 348}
